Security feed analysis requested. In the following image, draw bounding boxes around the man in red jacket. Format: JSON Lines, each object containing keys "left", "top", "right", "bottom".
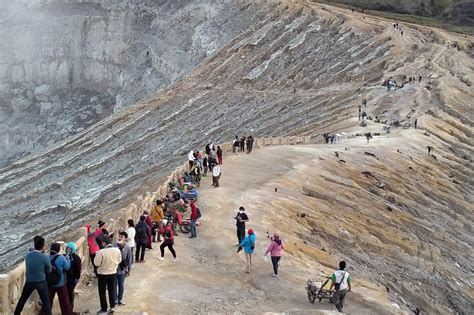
{"left": 189, "top": 200, "right": 199, "bottom": 238}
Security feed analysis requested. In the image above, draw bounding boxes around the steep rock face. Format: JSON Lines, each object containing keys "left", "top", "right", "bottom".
{"left": 0, "top": 0, "right": 267, "bottom": 167}
{"left": 0, "top": 1, "right": 472, "bottom": 314}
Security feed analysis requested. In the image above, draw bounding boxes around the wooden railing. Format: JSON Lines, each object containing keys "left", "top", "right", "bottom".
{"left": 0, "top": 135, "right": 311, "bottom": 314}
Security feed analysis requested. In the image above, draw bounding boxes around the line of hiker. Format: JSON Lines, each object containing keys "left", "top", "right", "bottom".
{"left": 232, "top": 135, "right": 254, "bottom": 154}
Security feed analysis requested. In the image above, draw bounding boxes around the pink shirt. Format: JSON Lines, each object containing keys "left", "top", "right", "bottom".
{"left": 265, "top": 240, "right": 284, "bottom": 257}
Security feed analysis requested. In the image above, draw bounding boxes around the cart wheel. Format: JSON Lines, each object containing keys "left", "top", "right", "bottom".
{"left": 179, "top": 225, "right": 190, "bottom": 233}
{"left": 307, "top": 291, "right": 316, "bottom": 304}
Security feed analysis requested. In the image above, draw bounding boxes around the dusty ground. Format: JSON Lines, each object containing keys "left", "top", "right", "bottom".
{"left": 74, "top": 140, "right": 408, "bottom": 315}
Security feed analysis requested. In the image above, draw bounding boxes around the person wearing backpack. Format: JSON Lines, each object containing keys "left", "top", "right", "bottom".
{"left": 238, "top": 229, "right": 256, "bottom": 273}
{"left": 94, "top": 235, "right": 122, "bottom": 314}
{"left": 65, "top": 242, "right": 81, "bottom": 310}
{"left": 158, "top": 220, "right": 177, "bottom": 262}
{"left": 264, "top": 233, "right": 284, "bottom": 277}
{"left": 189, "top": 199, "right": 200, "bottom": 238}
{"left": 330, "top": 261, "right": 352, "bottom": 313}
{"left": 114, "top": 232, "right": 132, "bottom": 306}
{"left": 14, "top": 236, "right": 52, "bottom": 315}
{"left": 46, "top": 242, "right": 73, "bottom": 315}
{"left": 134, "top": 215, "right": 150, "bottom": 263}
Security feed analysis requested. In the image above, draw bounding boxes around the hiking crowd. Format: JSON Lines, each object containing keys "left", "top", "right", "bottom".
{"left": 14, "top": 134, "right": 351, "bottom": 314}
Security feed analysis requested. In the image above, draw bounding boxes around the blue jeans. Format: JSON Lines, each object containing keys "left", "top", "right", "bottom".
{"left": 116, "top": 273, "right": 126, "bottom": 303}
{"left": 190, "top": 219, "right": 197, "bottom": 237}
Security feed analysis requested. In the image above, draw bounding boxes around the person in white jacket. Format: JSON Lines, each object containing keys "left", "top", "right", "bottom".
{"left": 125, "top": 219, "right": 136, "bottom": 265}
{"left": 94, "top": 235, "right": 122, "bottom": 314}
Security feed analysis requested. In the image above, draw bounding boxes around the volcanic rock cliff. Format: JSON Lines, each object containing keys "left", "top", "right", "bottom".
{"left": 0, "top": 1, "right": 472, "bottom": 314}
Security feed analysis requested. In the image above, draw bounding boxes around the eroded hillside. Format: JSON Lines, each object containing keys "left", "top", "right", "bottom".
{"left": 0, "top": 1, "right": 472, "bottom": 313}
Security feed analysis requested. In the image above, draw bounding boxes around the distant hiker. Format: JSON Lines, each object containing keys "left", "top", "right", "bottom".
{"left": 235, "top": 207, "right": 249, "bottom": 244}
{"left": 159, "top": 220, "right": 177, "bottom": 262}
{"left": 358, "top": 105, "right": 361, "bottom": 120}
{"left": 205, "top": 143, "right": 211, "bottom": 156}
{"left": 331, "top": 134, "right": 335, "bottom": 144}
{"left": 115, "top": 232, "right": 132, "bottom": 306}
{"left": 47, "top": 242, "right": 73, "bottom": 315}
{"left": 94, "top": 235, "right": 122, "bottom": 314}
{"left": 217, "top": 145, "right": 223, "bottom": 164}
{"left": 248, "top": 136, "right": 254, "bottom": 153}
{"left": 125, "top": 219, "right": 136, "bottom": 264}
{"left": 151, "top": 200, "right": 164, "bottom": 242}
{"left": 65, "top": 242, "right": 81, "bottom": 310}
{"left": 427, "top": 145, "right": 433, "bottom": 155}
{"left": 409, "top": 76, "right": 412, "bottom": 84}
{"left": 232, "top": 136, "right": 239, "bottom": 154}
{"left": 246, "top": 137, "right": 252, "bottom": 153}
{"left": 293, "top": 87, "right": 296, "bottom": 94}
{"left": 238, "top": 229, "right": 256, "bottom": 273}
{"left": 202, "top": 154, "right": 208, "bottom": 176}
{"left": 264, "top": 233, "right": 284, "bottom": 277}
{"left": 330, "top": 261, "right": 352, "bottom": 313}
{"left": 143, "top": 210, "right": 153, "bottom": 249}
{"left": 323, "top": 132, "right": 330, "bottom": 144}
{"left": 419, "top": 75, "right": 422, "bottom": 83}
{"left": 212, "top": 163, "right": 221, "bottom": 188}
{"left": 362, "top": 98, "right": 367, "bottom": 107}
{"left": 188, "top": 149, "right": 195, "bottom": 170}
{"left": 240, "top": 137, "right": 246, "bottom": 152}
{"left": 414, "top": 119, "right": 418, "bottom": 129}
{"left": 14, "top": 236, "right": 52, "bottom": 315}
{"left": 134, "top": 215, "right": 150, "bottom": 263}
{"left": 366, "top": 132, "right": 372, "bottom": 143}
{"left": 361, "top": 111, "right": 367, "bottom": 120}
{"left": 189, "top": 199, "right": 199, "bottom": 238}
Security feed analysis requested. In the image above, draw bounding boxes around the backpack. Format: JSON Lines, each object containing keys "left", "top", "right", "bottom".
{"left": 46, "top": 255, "right": 61, "bottom": 286}
{"left": 135, "top": 223, "right": 147, "bottom": 243}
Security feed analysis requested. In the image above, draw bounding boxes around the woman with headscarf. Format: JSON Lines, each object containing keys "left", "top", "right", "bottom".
{"left": 238, "top": 229, "right": 256, "bottom": 273}
{"left": 64, "top": 242, "right": 81, "bottom": 309}
{"left": 264, "top": 233, "right": 284, "bottom": 277}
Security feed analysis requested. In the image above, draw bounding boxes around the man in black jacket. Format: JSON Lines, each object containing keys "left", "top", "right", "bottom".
{"left": 65, "top": 242, "right": 81, "bottom": 309}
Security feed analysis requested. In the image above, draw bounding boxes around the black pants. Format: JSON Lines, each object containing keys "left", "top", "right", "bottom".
{"left": 66, "top": 282, "right": 77, "bottom": 308}
{"left": 212, "top": 176, "right": 219, "bottom": 187}
{"left": 237, "top": 227, "right": 245, "bottom": 244}
{"left": 97, "top": 274, "right": 117, "bottom": 311}
{"left": 90, "top": 253, "right": 98, "bottom": 275}
{"left": 135, "top": 242, "right": 146, "bottom": 262}
{"left": 160, "top": 241, "right": 176, "bottom": 258}
{"left": 271, "top": 256, "right": 281, "bottom": 275}
{"left": 331, "top": 289, "right": 348, "bottom": 312}
{"left": 14, "top": 281, "right": 51, "bottom": 315}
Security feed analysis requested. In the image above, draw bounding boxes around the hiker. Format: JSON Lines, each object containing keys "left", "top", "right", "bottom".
{"left": 366, "top": 132, "right": 372, "bottom": 143}
{"left": 125, "top": 219, "right": 136, "bottom": 265}
{"left": 330, "top": 261, "right": 352, "bottom": 313}
{"left": 427, "top": 145, "right": 433, "bottom": 155}
{"left": 239, "top": 137, "right": 246, "bottom": 152}
{"left": 246, "top": 137, "right": 252, "bottom": 153}
{"left": 65, "top": 242, "right": 81, "bottom": 310}
{"left": 238, "top": 229, "right": 256, "bottom": 273}
{"left": 159, "top": 220, "right": 177, "bottom": 262}
{"left": 143, "top": 210, "right": 153, "bottom": 249}
{"left": 14, "top": 236, "right": 52, "bottom": 315}
{"left": 202, "top": 154, "right": 208, "bottom": 176}
{"left": 264, "top": 233, "right": 284, "bottom": 277}
{"left": 419, "top": 75, "right": 422, "bottom": 83}
{"left": 205, "top": 143, "right": 211, "bottom": 156}
{"left": 217, "top": 145, "right": 223, "bottom": 165}
{"left": 248, "top": 136, "right": 254, "bottom": 153}
{"left": 95, "top": 221, "right": 109, "bottom": 250}
{"left": 232, "top": 136, "right": 239, "bottom": 154}
{"left": 94, "top": 235, "right": 122, "bottom": 314}
{"left": 189, "top": 199, "right": 199, "bottom": 238}
{"left": 414, "top": 118, "right": 418, "bottom": 129}
{"left": 188, "top": 149, "right": 195, "bottom": 170}
{"left": 86, "top": 221, "right": 105, "bottom": 275}
{"left": 362, "top": 98, "right": 367, "bottom": 107}
{"left": 115, "top": 232, "right": 132, "bottom": 306}
{"left": 46, "top": 243, "right": 73, "bottom": 315}
{"left": 361, "top": 111, "right": 367, "bottom": 120}
{"left": 134, "top": 215, "right": 150, "bottom": 263}
{"left": 150, "top": 200, "right": 164, "bottom": 242}
{"left": 212, "top": 163, "right": 221, "bottom": 188}
{"left": 235, "top": 206, "right": 249, "bottom": 244}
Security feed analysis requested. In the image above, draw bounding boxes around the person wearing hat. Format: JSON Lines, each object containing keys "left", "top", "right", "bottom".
{"left": 65, "top": 242, "right": 81, "bottom": 309}
{"left": 264, "top": 233, "right": 284, "bottom": 277}
{"left": 238, "top": 229, "right": 256, "bottom": 273}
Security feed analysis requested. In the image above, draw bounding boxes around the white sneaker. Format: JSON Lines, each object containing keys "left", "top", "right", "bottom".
{"left": 158, "top": 257, "right": 164, "bottom": 261}
{"left": 272, "top": 273, "right": 278, "bottom": 277}
{"left": 173, "top": 258, "right": 178, "bottom": 263}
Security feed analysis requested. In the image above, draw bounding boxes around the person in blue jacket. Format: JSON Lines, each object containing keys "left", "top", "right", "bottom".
{"left": 238, "top": 229, "right": 256, "bottom": 273}
{"left": 47, "top": 243, "right": 73, "bottom": 315}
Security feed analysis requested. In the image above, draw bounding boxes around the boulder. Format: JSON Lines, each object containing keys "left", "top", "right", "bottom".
{"left": 34, "top": 85, "right": 54, "bottom": 102}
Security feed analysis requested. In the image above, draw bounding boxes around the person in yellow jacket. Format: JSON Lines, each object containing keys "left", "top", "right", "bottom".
{"left": 150, "top": 200, "right": 164, "bottom": 242}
